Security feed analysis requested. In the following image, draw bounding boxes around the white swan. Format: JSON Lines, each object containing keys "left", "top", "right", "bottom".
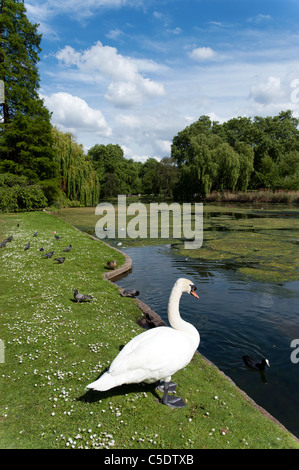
{"left": 86, "top": 278, "right": 200, "bottom": 408}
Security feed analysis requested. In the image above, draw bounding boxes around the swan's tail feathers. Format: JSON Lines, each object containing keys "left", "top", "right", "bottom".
{"left": 86, "top": 372, "right": 120, "bottom": 392}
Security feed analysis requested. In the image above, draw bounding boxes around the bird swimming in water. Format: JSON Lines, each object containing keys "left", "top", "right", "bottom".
{"left": 243, "top": 355, "right": 270, "bottom": 371}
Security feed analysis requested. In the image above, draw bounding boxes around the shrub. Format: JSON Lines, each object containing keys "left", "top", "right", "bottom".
{"left": 0, "top": 179, "right": 47, "bottom": 212}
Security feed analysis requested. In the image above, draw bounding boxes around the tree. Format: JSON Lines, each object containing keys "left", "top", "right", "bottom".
{"left": 172, "top": 129, "right": 222, "bottom": 198}
{"left": 140, "top": 158, "right": 160, "bottom": 194}
{"left": 234, "top": 142, "right": 254, "bottom": 191}
{"left": 0, "top": 0, "right": 59, "bottom": 203}
{"left": 211, "top": 142, "right": 240, "bottom": 192}
{"left": 172, "top": 111, "right": 299, "bottom": 198}
{"left": 158, "top": 157, "right": 179, "bottom": 197}
{"left": 88, "top": 143, "right": 141, "bottom": 198}
{"left": 52, "top": 127, "right": 100, "bottom": 206}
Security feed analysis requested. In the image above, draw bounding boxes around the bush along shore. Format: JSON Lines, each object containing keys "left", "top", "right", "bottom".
{"left": 0, "top": 211, "right": 299, "bottom": 449}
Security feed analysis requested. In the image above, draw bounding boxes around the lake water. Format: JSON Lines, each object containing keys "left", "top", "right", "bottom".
{"left": 113, "top": 243, "right": 299, "bottom": 438}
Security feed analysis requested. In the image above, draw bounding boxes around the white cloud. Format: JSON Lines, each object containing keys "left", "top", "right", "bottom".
{"left": 250, "top": 76, "right": 287, "bottom": 105}
{"left": 56, "top": 42, "right": 165, "bottom": 108}
{"left": 167, "top": 27, "right": 183, "bottom": 35}
{"left": 105, "top": 81, "right": 143, "bottom": 107}
{"left": 248, "top": 14, "right": 272, "bottom": 24}
{"left": 26, "top": 0, "right": 143, "bottom": 21}
{"left": 42, "top": 92, "right": 112, "bottom": 136}
{"left": 189, "top": 47, "right": 215, "bottom": 61}
{"left": 156, "top": 139, "right": 171, "bottom": 154}
{"left": 106, "top": 28, "right": 124, "bottom": 40}
{"left": 153, "top": 11, "right": 163, "bottom": 20}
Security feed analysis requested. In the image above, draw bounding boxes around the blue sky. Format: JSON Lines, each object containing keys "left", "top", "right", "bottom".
{"left": 24, "top": 0, "right": 299, "bottom": 161}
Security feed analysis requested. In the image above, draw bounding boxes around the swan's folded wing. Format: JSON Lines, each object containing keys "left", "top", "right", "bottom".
{"left": 109, "top": 327, "right": 194, "bottom": 377}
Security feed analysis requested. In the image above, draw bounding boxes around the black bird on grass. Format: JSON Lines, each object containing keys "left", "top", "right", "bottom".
{"left": 74, "top": 289, "right": 93, "bottom": 303}
{"left": 243, "top": 355, "right": 270, "bottom": 371}
{"left": 33, "top": 231, "right": 38, "bottom": 237}
{"left": 4, "top": 236, "right": 13, "bottom": 243}
{"left": 63, "top": 244, "right": 72, "bottom": 252}
{"left": 0, "top": 241, "right": 7, "bottom": 248}
{"left": 42, "top": 251, "right": 54, "bottom": 258}
{"left": 54, "top": 257, "right": 65, "bottom": 264}
{"left": 40, "top": 247, "right": 45, "bottom": 252}
{"left": 24, "top": 242, "right": 30, "bottom": 250}
{"left": 54, "top": 234, "right": 62, "bottom": 240}
{"left": 121, "top": 289, "right": 140, "bottom": 298}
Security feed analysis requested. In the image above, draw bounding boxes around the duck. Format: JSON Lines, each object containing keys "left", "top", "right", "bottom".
{"left": 86, "top": 278, "right": 200, "bottom": 408}
{"left": 121, "top": 289, "right": 140, "bottom": 298}
{"left": 106, "top": 260, "right": 117, "bottom": 270}
{"left": 243, "top": 355, "right": 270, "bottom": 370}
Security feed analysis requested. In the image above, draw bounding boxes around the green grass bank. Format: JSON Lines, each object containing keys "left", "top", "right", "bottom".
{"left": 0, "top": 211, "right": 298, "bottom": 449}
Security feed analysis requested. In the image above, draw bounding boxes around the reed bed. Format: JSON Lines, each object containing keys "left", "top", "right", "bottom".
{"left": 205, "top": 190, "right": 299, "bottom": 204}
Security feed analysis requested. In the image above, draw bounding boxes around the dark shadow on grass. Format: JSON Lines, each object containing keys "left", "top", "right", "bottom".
{"left": 77, "top": 382, "right": 161, "bottom": 404}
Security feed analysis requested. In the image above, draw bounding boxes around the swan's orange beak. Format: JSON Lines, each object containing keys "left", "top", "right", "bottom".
{"left": 190, "top": 285, "right": 199, "bottom": 298}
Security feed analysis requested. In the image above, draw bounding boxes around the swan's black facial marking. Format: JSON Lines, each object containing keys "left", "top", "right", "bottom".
{"left": 190, "top": 284, "right": 199, "bottom": 298}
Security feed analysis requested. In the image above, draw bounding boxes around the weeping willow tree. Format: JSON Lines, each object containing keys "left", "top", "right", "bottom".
{"left": 52, "top": 127, "right": 100, "bottom": 206}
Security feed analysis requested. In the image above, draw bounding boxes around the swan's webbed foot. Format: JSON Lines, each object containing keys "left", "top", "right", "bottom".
{"left": 162, "top": 394, "right": 186, "bottom": 408}
{"left": 160, "top": 381, "right": 186, "bottom": 408}
{"left": 156, "top": 381, "right": 177, "bottom": 393}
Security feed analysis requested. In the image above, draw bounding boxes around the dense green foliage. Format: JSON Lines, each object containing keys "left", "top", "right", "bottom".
{"left": 52, "top": 127, "right": 100, "bottom": 207}
{"left": 0, "top": 0, "right": 60, "bottom": 207}
{"left": 88, "top": 143, "right": 142, "bottom": 198}
{"left": 0, "top": 172, "right": 47, "bottom": 211}
{"left": 86, "top": 111, "right": 299, "bottom": 202}
{"left": 171, "top": 111, "right": 299, "bottom": 199}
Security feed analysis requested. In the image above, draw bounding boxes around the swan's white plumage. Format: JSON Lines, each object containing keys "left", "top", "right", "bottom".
{"left": 86, "top": 278, "right": 200, "bottom": 392}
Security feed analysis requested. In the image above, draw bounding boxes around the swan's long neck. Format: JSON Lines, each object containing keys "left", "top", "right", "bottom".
{"left": 167, "top": 283, "right": 200, "bottom": 348}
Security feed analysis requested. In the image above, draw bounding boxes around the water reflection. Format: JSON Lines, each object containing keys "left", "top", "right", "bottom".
{"left": 115, "top": 243, "right": 299, "bottom": 438}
